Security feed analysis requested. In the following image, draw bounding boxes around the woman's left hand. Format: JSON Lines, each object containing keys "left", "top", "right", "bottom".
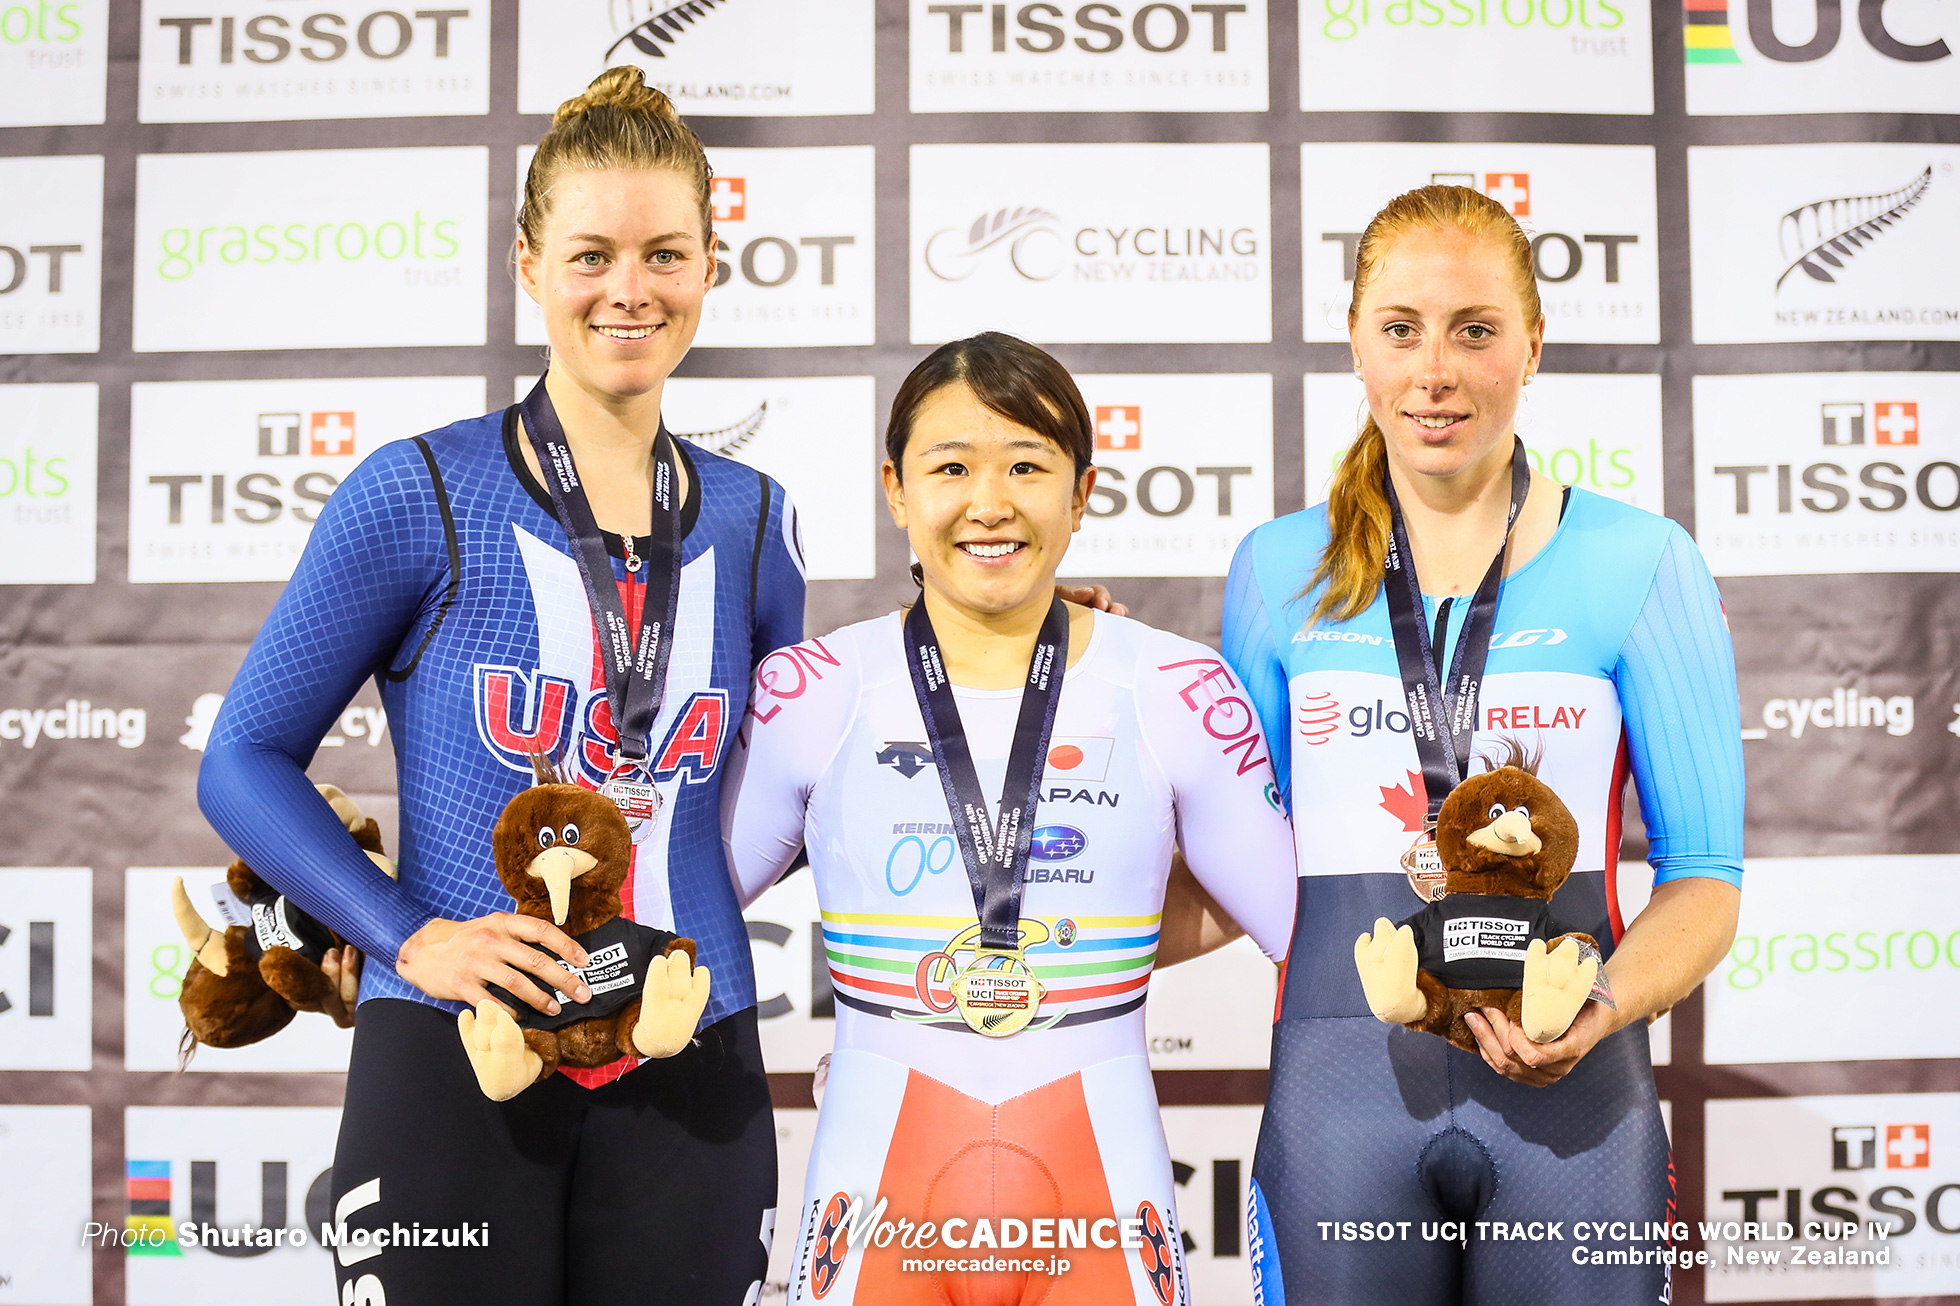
{"left": 1056, "top": 584, "right": 1127, "bottom": 616}
{"left": 319, "top": 946, "right": 363, "bottom": 1029}
{"left": 1462, "top": 999, "right": 1620, "bottom": 1087}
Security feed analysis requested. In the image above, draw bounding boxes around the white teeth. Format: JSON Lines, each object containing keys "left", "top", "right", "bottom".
{"left": 962, "top": 542, "right": 1021, "bottom": 558}
{"left": 1414, "top": 415, "right": 1458, "bottom": 429}
{"left": 596, "top": 325, "right": 654, "bottom": 339}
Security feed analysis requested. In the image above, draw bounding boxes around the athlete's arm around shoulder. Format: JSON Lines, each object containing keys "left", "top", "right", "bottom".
{"left": 722, "top": 618, "right": 868, "bottom": 908}
{"left": 197, "top": 435, "right": 452, "bottom": 966}
{"left": 1135, "top": 623, "right": 1299, "bottom": 962}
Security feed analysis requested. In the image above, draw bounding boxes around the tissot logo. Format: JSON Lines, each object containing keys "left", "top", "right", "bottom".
{"left": 0, "top": 155, "right": 102, "bottom": 353}
{"left": 1686, "top": 0, "right": 1955, "bottom": 114}
{"left": 1303, "top": 144, "right": 1659, "bottom": 345}
{"left": 1066, "top": 374, "right": 1272, "bottom": 577}
{"left": 140, "top": 2, "right": 486, "bottom": 122}
{"left": 712, "top": 175, "right": 746, "bottom": 222}
{"left": 1095, "top": 406, "right": 1142, "bottom": 451}
{"left": 517, "top": 0, "right": 874, "bottom": 118}
{"left": 1300, "top": 0, "right": 1653, "bottom": 114}
{"left": 128, "top": 375, "right": 482, "bottom": 583}
{"left": 1688, "top": 145, "right": 1960, "bottom": 343}
{"left": 1830, "top": 1123, "right": 1935, "bottom": 1171}
{"left": 909, "top": 0, "right": 1268, "bottom": 112}
{"left": 1696, "top": 373, "right": 1959, "bottom": 575}
{"left": 911, "top": 144, "right": 1271, "bottom": 344}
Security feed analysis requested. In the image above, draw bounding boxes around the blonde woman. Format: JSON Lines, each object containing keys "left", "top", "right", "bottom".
{"left": 1224, "top": 186, "right": 1743, "bottom": 1303}
{"left": 200, "top": 68, "right": 795, "bottom": 1303}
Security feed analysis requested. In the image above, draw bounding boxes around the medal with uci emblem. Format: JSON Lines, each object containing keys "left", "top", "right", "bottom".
{"left": 903, "top": 597, "right": 1071, "bottom": 1038}
{"left": 1402, "top": 826, "right": 1447, "bottom": 903}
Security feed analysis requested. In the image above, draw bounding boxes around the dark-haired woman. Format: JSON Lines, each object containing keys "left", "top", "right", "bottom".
{"left": 199, "top": 68, "right": 796, "bottom": 1304}
{"left": 723, "top": 332, "right": 1299, "bottom": 1305}
{"left": 1224, "top": 186, "right": 1744, "bottom": 1302}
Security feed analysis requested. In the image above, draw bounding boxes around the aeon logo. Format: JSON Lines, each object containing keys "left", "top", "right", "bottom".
{"left": 924, "top": 206, "right": 1064, "bottom": 281}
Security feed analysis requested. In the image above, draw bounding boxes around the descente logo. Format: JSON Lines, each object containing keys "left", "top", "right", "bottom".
{"left": 157, "top": 212, "right": 462, "bottom": 280}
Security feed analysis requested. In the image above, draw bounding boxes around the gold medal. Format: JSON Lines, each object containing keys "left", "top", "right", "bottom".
{"left": 1401, "top": 828, "right": 1447, "bottom": 903}
{"left": 949, "top": 946, "right": 1046, "bottom": 1037}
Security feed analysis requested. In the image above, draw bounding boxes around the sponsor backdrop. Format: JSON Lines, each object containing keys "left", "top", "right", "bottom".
{"left": 0, "top": 2, "right": 1953, "bottom": 1304}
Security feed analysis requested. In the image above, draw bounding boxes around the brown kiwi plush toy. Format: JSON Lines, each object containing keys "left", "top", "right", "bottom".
{"left": 1353, "top": 741, "right": 1604, "bottom": 1052}
{"left": 172, "top": 784, "right": 393, "bottom": 1062}
{"left": 455, "top": 758, "right": 712, "bottom": 1101}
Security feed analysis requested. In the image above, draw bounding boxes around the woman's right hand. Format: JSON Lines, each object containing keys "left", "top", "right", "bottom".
{"left": 395, "top": 914, "right": 593, "bottom": 1017}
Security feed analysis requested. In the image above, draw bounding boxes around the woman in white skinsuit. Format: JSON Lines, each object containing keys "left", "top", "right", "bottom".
{"left": 722, "top": 333, "right": 1298, "bottom": 1306}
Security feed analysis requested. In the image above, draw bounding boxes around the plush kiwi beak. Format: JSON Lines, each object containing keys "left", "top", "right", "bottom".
{"left": 1466, "top": 809, "right": 1543, "bottom": 858}
{"left": 170, "top": 876, "right": 232, "bottom": 978}
{"left": 527, "top": 846, "right": 599, "bottom": 925}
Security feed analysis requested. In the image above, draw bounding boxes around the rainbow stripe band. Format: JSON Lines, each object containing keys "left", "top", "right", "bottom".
{"left": 1683, "top": 0, "right": 1744, "bottom": 62}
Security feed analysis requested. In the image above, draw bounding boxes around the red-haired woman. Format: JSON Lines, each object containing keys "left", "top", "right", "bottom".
{"left": 1223, "top": 186, "right": 1744, "bottom": 1303}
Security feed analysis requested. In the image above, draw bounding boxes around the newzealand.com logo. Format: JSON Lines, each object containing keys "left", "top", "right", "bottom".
{"left": 606, "top": 0, "right": 735, "bottom": 62}
{"left": 1775, "top": 167, "right": 1931, "bottom": 293}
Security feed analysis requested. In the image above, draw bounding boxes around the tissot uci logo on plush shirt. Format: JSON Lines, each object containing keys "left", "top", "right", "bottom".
{"left": 516, "top": 0, "right": 874, "bottom": 117}
{"left": 1684, "top": 0, "right": 1955, "bottom": 115}
{"left": 1302, "top": 144, "right": 1659, "bottom": 344}
{"left": 139, "top": 2, "right": 487, "bottom": 122}
{"left": 909, "top": 0, "right": 1268, "bottom": 113}
{"left": 1693, "top": 371, "right": 1960, "bottom": 575}
{"left": 911, "top": 142, "right": 1270, "bottom": 344}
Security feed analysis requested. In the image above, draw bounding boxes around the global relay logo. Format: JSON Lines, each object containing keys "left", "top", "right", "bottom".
{"left": 1776, "top": 167, "right": 1932, "bottom": 292}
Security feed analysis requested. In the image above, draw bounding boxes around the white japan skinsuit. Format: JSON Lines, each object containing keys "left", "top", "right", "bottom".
{"left": 723, "top": 609, "right": 1298, "bottom": 1306}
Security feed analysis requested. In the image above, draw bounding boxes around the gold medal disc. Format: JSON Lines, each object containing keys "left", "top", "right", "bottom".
{"left": 949, "top": 947, "right": 1046, "bottom": 1037}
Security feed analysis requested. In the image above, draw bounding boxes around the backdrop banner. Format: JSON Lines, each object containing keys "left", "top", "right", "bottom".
{"left": 1, "top": 2, "right": 1955, "bottom": 1303}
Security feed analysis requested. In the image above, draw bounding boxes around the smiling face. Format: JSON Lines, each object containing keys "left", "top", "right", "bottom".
{"left": 882, "top": 382, "right": 1092, "bottom": 624}
{"left": 1351, "top": 224, "right": 1544, "bottom": 485}
{"left": 516, "top": 167, "right": 716, "bottom": 405}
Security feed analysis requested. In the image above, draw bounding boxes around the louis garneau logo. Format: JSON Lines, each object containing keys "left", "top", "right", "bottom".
{"left": 1776, "top": 167, "right": 1931, "bottom": 293}
{"left": 925, "top": 204, "right": 1260, "bottom": 282}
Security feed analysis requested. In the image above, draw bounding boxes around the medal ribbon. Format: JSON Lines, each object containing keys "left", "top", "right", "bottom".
{"left": 1380, "top": 437, "right": 1531, "bottom": 825}
{"left": 903, "top": 597, "right": 1070, "bottom": 953}
{"left": 519, "top": 377, "right": 684, "bottom": 769}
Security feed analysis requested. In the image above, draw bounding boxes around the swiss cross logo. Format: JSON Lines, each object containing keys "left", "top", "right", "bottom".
{"left": 1094, "top": 405, "right": 1142, "bottom": 451}
{"left": 1484, "top": 173, "right": 1530, "bottom": 217}
{"left": 711, "top": 176, "right": 746, "bottom": 224}
{"left": 310, "top": 411, "right": 356, "bottom": 456}
{"left": 1874, "top": 401, "right": 1919, "bottom": 446}
{"left": 1886, "top": 1123, "right": 1931, "bottom": 1169}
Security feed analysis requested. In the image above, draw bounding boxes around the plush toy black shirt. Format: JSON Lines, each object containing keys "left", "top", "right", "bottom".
{"left": 1400, "top": 893, "right": 1581, "bottom": 990}
{"left": 488, "top": 917, "right": 679, "bottom": 1033}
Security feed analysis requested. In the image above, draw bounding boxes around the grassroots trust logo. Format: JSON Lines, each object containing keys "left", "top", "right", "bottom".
{"left": 605, "top": 0, "right": 736, "bottom": 62}
{"left": 156, "top": 212, "right": 464, "bottom": 280}
{"left": 925, "top": 206, "right": 1065, "bottom": 282}
{"left": 1775, "top": 167, "right": 1931, "bottom": 292}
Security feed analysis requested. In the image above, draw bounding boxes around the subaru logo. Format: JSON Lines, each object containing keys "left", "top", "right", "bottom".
{"left": 1029, "top": 825, "right": 1086, "bottom": 862}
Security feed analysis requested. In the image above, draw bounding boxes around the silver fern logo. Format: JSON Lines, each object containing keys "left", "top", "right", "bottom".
{"left": 675, "top": 402, "right": 766, "bottom": 457}
{"left": 1776, "top": 167, "right": 1932, "bottom": 292}
{"left": 924, "top": 206, "right": 1064, "bottom": 282}
{"left": 606, "top": 0, "right": 733, "bottom": 62}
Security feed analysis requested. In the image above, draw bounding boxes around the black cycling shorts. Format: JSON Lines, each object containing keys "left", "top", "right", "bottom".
{"left": 326, "top": 997, "right": 776, "bottom": 1306}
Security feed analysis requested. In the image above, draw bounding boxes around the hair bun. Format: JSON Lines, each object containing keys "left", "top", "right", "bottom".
{"left": 553, "top": 64, "right": 680, "bottom": 127}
